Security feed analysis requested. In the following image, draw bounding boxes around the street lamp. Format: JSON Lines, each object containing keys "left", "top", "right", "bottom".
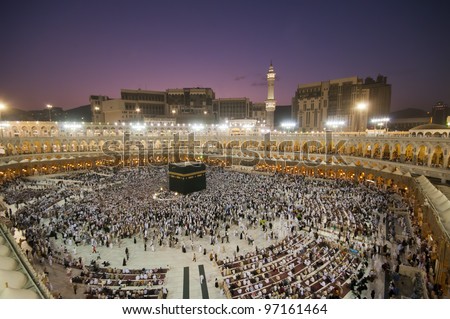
{"left": 0, "top": 102, "right": 5, "bottom": 121}
{"left": 0, "top": 103, "right": 6, "bottom": 139}
{"left": 46, "top": 104, "right": 53, "bottom": 121}
{"left": 325, "top": 120, "right": 345, "bottom": 131}
{"left": 93, "top": 106, "right": 101, "bottom": 123}
{"left": 355, "top": 102, "right": 368, "bottom": 132}
{"left": 280, "top": 121, "right": 297, "bottom": 132}
{"left": 136, "top": 107, "right": 141, "bottom": 121}
{"left": 356, "top": 102, "right": 367, "bottom": 110}
{"left": 371, "top": 117, "right": 390, "bottom": 133}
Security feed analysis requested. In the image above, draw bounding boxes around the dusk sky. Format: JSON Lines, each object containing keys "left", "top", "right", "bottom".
{"left": 1, "top": 0, "right": 449, "bottom": 112}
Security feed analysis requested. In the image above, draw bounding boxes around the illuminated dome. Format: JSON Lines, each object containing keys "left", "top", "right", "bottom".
{"left": 0, "top": 269, "right": 28, "bottom": 289}
{"left": 0, "top": 256, "right": 18, "bottom": 271}
{"left": 0, "top": 287, "right": 39, "bottom": 299}
{"left": 0, "top": 245, "right": 11, "bottom": 257}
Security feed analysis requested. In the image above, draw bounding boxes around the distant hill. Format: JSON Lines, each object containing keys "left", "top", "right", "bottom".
{"left": 0, "top": 105, "right": 92, "bottom": 122}
{"left": 1, "top": 107, "right": 34, "bottom": 121}
{"left": 389, "top": 108, "right": 429, "bottom": 119}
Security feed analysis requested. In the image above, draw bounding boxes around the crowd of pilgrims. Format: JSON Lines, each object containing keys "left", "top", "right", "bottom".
{"left": 7, "top": 167, "right": 391, "bottom": 258}
{"left": 70, "top": 264, "right": 168, "bottom": 299}
{"left": 1, "top": 165, "right": 426, "bottom": 298}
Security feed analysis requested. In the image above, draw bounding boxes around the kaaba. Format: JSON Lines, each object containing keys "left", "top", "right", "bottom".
{"left": 168, "top": 162, "right": 206, "bottom": 194}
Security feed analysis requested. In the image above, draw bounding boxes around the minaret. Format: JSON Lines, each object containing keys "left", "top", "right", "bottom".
{"left": 265, "top": 62, "right": 276, "bottom": 129}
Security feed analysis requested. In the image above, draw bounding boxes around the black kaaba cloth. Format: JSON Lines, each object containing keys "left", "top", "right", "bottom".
{"left": 168, "top": 162, "right": 206, "bottom": 194}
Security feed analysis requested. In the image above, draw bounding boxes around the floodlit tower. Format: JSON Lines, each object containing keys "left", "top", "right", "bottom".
{"left": 265, "top": 62, "right": 276, "bottom": 129}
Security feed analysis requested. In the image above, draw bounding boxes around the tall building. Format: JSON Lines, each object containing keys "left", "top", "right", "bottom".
{"left": 90, "top": 84, "right": 272, "bottom": 125}
{"left": 167, "top": 88, "right": 215, "bottom": 123}
{"left": 90, "top": 88, "right": 215, "bottom": 124}
{"left": 265, "top": 63, "right": 276, "bottom": 129}
{"left": 431, "top": 101, "right": 449, "bottom": 125}
{"left": 211, "top": 99, "right": 267, "bottom": 124}
{"left": 90, "top": 89, "right": 167, "bottom": 124}
{"left": 292, "top": 75, "right": 391, "bottom": 132}
{"left": 90, "top": 95, "right": 109, "bottom": 123}
{"left": 362, "top": 75, "right": 391, "bottom": 119}
{"left": 292, "top": 77, "right": 362, "bottom": 131}
{"left": 89, "top": 64, "right": 279, "bottom": 125}
{"left": 250, "top": 102, "right": 267, "bottom": 124}
{"left": 121, "top": 89, "right": 167, "bottom": 120}
{"left": 213, "top": 98, "right": 251, "bottom": 122}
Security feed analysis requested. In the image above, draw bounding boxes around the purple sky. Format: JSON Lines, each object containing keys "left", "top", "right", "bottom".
{"left": 1, "top": 0, "right": 449, "bottom": 112}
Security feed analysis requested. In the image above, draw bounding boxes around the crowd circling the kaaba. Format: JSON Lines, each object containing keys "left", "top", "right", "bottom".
{"left": 1, "top": 164, "right": 440, "bottom": 298}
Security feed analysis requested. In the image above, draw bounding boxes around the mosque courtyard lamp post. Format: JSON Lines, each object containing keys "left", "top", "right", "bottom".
{"left": 0, "top": 102, "right": 6, "bottom": 138}
{"left": 46, "top": 104, "right": 53, "bottom": 121}
{"left": 355, "top": 102, "right": 368, "bottom": 132}
{"left": 371, "top": 117, "right": 390, "bottom": 134}
{"left": 326, "top": 120, "right": 345, "bottom": 132}
{"left": 0, "top": 102, "right": 5, "bottom": 122}
{"left": 94, "top": 106, "right": 101, "bottom": 123}
{"left": 136, "top": 107, "right": 141, "bottom": 121}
